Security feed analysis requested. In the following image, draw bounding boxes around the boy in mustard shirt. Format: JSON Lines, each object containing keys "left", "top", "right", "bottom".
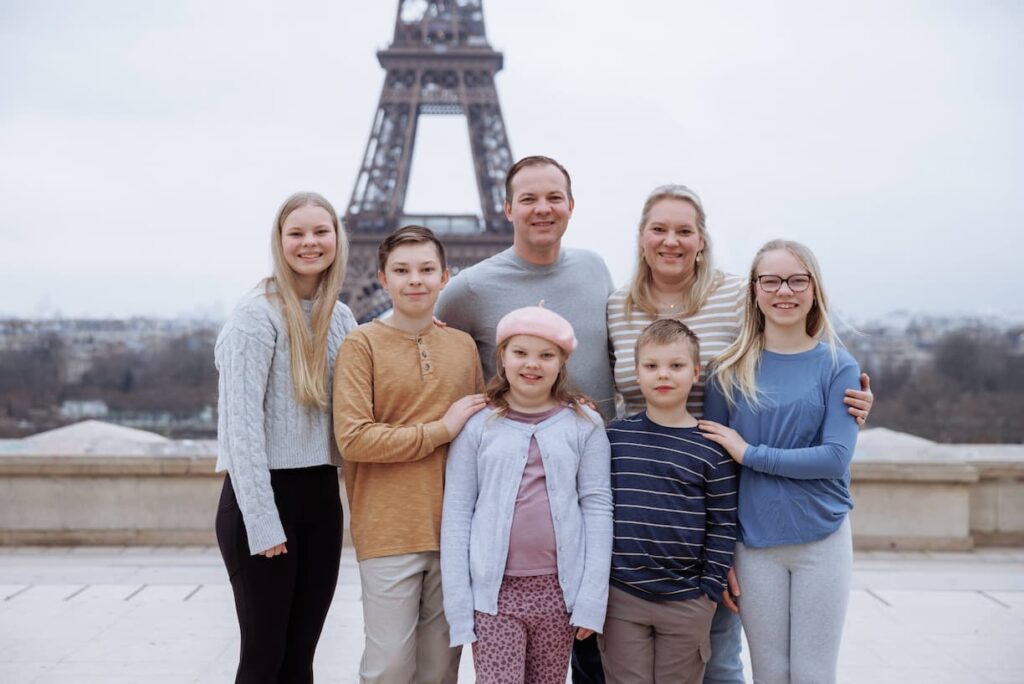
{"left": 334, "top": 225, "right": 485, "bottom": 684}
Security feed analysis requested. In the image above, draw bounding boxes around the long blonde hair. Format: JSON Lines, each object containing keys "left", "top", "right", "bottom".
{"left": 264, "top": 191, "right": 348, "bottom": 409}
{"left": 625, "top": 185, "right": 725, "bottom": 319}
{"left": 485, "top": 339, "right": 585, "bottom": 418}
{"left": 712, "top": 239, "right": 840, "bottom": 408}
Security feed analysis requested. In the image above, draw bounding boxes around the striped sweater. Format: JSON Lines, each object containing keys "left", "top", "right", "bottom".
{"left": 607, "top": 274, "right": 745, "bottom": 418}
{"left": 606, "top": 412, "right": 738, "bottom": 603}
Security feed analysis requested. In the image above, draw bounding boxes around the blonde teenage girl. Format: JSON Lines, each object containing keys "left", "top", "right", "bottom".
{"left": 214, "top": 192, "right": 355, "bottom": 683}
{"left": 699, "top": 239, "right": 860, "bottom": 684}
{"left": 441, "top": 305, "right": 613, "bottom": 684}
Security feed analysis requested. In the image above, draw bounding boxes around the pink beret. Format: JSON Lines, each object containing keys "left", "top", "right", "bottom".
{"left": 495, "top": 303, "right": 577, "bottom": 357}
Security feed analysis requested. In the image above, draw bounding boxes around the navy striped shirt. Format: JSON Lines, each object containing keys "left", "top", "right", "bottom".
{"left": 607, "top": 412, "right": 738, "bottom": 603}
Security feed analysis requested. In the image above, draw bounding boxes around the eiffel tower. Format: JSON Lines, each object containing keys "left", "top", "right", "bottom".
{"left": 342, "top": 0, "right": 515, "bottom": 321}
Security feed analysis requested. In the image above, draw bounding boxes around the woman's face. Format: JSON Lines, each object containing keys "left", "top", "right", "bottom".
{"left": 640, "top": 198, "right": 705, "bottom": 284}
{"left": 280, "top": 204, "right": 337, "bottom": 286}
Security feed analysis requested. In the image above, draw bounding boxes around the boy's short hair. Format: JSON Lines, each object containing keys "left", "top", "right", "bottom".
{"left": 377, "top": 225, "right": 447, "bottom": 272}
{"left": 635, "top": 319, "right": 701, "bottom": 366}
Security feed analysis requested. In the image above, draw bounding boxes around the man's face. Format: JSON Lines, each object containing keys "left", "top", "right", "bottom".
{"left": 504, "top": 163, "right": 574, "bottom": 260}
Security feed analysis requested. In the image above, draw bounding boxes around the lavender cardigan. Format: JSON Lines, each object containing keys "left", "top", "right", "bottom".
{"left": 440, "top": 405, "right": 613, "bottom": 646}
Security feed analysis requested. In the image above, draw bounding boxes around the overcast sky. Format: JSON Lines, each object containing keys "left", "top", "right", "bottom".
{"left": 1, "top": 1, "right": 1021, "bottom": 321}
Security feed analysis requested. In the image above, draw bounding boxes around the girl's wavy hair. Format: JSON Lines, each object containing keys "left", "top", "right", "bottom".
{"left": 712, "top": 239, "right": 840, "bottom": 409}
{"left": 484, "top": 338, "right": 585, "bottom": 419}
{"left": 263, "top": 191, "right": 348, "bottom": 409}
{"left": 625, "top": 184, "right": 726, "bottom": 319}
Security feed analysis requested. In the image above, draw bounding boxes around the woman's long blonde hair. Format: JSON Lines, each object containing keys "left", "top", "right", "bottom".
{"left": 712, "top": 239, "right": 840, "bottom": 408}
{"left": 485, "top": 339, "right": 585, "bottom": 418}
{"left": 264, "top": 191, "right": 348, "bottom": 409}
{"left": 625, "top": 185, "right": 725, "bottom": 319}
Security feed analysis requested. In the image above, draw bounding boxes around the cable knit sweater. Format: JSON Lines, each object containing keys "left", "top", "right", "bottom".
{"left": 214, "top": 286, "right": 356, "bottom": 554}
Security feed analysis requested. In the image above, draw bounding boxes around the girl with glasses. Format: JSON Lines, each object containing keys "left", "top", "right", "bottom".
{"left": 699, "top": 239, "right": 861, "bottom": 684}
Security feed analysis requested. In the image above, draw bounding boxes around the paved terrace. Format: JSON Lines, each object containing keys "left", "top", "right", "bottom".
{"left": 1, "top": 547, "right": 1022, "bottom": 683}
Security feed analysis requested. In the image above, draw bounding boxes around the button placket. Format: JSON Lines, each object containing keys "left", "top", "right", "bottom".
{"left": 416, "top": 336, "right": 432, "bottom": 375}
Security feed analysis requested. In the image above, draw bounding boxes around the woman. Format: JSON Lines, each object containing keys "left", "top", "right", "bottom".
{"left": 607, "top": 185, "right": 872, "bottom": 684}
{"left": 699, "top": 239, "right": 859, "bottom": 683}
{"left": 214, "top": 192, "right": 356, "bottom": 683}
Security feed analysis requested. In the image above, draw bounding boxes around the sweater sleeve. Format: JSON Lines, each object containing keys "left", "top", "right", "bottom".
{"left": 440, "top": 415, "right": 483, "bottom": 646}
{"left": 700, "top": 445, "right": 738, "bottom": 602}
{"left": 215, "top": 320, "right": 286, "bottom": 555}
{"left": 333, "top": 332, "right": 451, "bottom": 463}
{"left": 742, "top": 357, "right": 861, "bottom": 480}
{"left": 435, "top": 272, "right": 477, "bottom": 339}
{"left": 569, "top": 414, "right": 613, "bottom": 633}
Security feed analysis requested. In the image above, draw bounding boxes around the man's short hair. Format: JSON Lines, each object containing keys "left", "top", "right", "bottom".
{"left": 635, "top": 319, "right": 701, "bottom": 366}
{"left": 504, "top": 155, "right": 574, "bottom": 205}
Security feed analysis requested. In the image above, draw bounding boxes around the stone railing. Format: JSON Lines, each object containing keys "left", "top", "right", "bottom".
{"left": 1, "top": 428, "right": 1021, "bottom": 549}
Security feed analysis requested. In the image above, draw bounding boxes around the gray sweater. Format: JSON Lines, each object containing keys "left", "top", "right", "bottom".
{"left": 441, "top": 406, "right": 613, "bottom": 645}
{"left": 435, "top": 247, "right": 617, "bottom": 420}
{"left": 214, "top": 287, "right": 356, "bottom": 554}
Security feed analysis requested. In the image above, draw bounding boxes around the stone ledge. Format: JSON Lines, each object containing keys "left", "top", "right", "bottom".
{"left": 853, "top": 534, "right": 974, "bottom": 552}
{"left": 851, "top": 460, "right": 979, "bottom": 483}
{"left": 0, "top": 455, "right": 218, "bottom": 476}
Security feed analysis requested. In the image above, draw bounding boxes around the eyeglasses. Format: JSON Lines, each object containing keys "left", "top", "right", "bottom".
{"left": 755, "top": 274, "right": 812, "bottom": 293}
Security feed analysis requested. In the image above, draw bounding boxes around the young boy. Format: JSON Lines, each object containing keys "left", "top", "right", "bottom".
{"left": 602, "top": 319, "right": 738, "bottom": 684}
{"left": 333, "top": 225, "right": 486, "bottom": 684}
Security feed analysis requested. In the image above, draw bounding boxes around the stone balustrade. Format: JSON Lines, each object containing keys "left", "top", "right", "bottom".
{"left": 1, "top": 423, "right": 1021, "bottom": 549}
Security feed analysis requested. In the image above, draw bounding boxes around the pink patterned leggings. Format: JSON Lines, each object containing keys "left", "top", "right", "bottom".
{"left": 472, "top": 574, "right": 576, "bottom": 684}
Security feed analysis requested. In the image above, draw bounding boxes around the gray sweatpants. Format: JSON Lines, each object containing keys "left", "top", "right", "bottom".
{"left": 734, "top": 518, "right": 852, "bottom": 684}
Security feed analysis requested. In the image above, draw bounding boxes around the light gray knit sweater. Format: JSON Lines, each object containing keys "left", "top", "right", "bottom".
{"left": 214, "top": 287, "right": 356, "bottom": 554}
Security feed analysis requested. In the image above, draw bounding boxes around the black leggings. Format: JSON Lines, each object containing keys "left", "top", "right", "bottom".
{"left": 216, "top": 465, "right": 343, "bottom": 684}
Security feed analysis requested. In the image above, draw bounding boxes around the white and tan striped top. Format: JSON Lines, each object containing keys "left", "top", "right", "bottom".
{"left": 607, "top": 274, "right": 746, "bottom": 418}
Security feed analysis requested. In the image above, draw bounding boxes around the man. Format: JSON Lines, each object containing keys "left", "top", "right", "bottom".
{"left": 436, "top": 155, "right": 616, "bottom": 423}
{"left": 435, "top": 155, "right": 613, "bottom": 682}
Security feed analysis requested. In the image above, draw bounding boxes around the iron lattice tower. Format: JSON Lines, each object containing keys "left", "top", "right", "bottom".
{"left": 342, "top": 0, "right": 514, "bottom": 321}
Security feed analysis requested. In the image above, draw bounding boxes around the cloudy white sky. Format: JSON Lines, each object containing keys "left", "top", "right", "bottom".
{"left": 1, "top": 0, "right": 1021, "bottom": 321}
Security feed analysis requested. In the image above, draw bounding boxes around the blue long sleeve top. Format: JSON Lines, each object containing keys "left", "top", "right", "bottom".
{"left": 703, "top": 342, "right": 860, "bottom": 548}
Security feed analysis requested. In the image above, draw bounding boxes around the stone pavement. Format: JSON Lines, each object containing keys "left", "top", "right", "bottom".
{"left": 1, "top": 547, "right": 1022, "bottom": 683}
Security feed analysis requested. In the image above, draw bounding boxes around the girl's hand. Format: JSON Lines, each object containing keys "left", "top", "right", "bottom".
{"left": 844, "top": 372, "right": 873, "bottom": 426}
{"left": 441, "top": 394, "right": 487, "bottom": 440}
{"left": 697, "top": 420, "right": 748, "bottom": 464}
{"left": 572, "top": 394, "right": 598, "bottom": 412}
{"left": 575, "top": 628, "right": 594, "bottom": 640}
{"left": 260, "top": 543, "right": 287, "bottom": 558}
{"left": 722, "top": 567, "right": 741, "bottom": 614}
{"left": 432, "top": 316, "right": 447, "bottom": 329}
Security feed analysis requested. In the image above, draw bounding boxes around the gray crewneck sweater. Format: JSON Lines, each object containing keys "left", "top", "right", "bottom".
{"left": 214, "top": 286, "right": 356, "bottom": 554}
{"left": 435, "top": 247, "right": 617, "bottom": 420}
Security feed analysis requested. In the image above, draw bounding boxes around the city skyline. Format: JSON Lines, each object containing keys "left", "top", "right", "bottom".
{"left": 1, "top": 1, "right": 1022, "bottom": 320}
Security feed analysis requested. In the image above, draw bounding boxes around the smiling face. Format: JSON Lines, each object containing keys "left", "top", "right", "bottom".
{"left": 377, "top": 241, "right": 449, "bottom": 318}
{"left": 280, "top": 204, "right": 338, "bottom": 294}
{"left": 504, "top": 163, "right": 574, "bottom": 264}
{"left": 636, "top": 339, "right": 700, "bottom": 414}
{"left": 640, "top": 197, "right": 705, "bottom": 285}
{"left": 754, "top": 248, "right": 816, "bottom": 332}
{"left": 500, "top": 334, "right": 564, "bottom": 407}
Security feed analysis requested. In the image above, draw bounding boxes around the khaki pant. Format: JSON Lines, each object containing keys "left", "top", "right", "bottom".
{"left": 598, "top": 586, "right": 715, "bottom": 684}
{"left": 358, "top": 551, "right": 461, "bottom": 684}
